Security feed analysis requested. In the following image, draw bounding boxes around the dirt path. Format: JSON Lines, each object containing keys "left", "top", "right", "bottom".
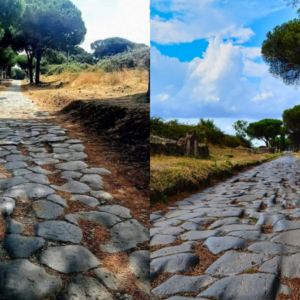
{"left": 0, "top": 81, "right": 149, "bottom": 300}
{"left": 150, "top": 153, "right": 300, "bottom": 299}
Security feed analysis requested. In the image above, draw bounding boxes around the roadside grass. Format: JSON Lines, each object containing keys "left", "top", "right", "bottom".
{"left": 0, "top": 80, "right": 12, "bottom": 91}
{"left": 150, "top": 146, "right": 283, "bottom": 205}
{"left": 21, "top": 69, "right": 148, "bottom": 111}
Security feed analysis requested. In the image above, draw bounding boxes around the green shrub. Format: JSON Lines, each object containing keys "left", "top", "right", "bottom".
{"left": 97, "top": 47, "right": 149, "bottom": 72}
{"left": 11, "top": 68, "right": 26, "bottom": 80}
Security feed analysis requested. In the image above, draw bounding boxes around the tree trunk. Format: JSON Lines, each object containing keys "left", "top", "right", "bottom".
{"left": 35, "top": 51, "right": 42, "bottom": 84}
{"left": 147, "top": 69, "right": 150, "bottom": 103}
{"left": 265, "top": 140, "right": 269, "bottom": 147}
{"left": 25, "top": 49, "right": 34, "bottom": 84}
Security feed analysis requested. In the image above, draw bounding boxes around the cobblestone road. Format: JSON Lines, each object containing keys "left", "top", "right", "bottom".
{"left": 0, "top": 81, "right": 150, "bottom": 300}
{"left": 150, "top": 154, "right": 300, "bottom": 300}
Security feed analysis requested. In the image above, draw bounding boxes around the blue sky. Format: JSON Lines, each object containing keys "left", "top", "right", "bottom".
{"left": 71, "top": 0, "right": 150, "bottom": 52}
{"left": 150, "top": 0, "right": 300, "bottom": 142}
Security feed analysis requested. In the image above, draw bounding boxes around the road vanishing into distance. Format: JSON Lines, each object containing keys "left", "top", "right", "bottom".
{"left": 151, "top": 153, "right": 300, "bottom": 299}
{"left": 0, "top": 81, "right": 149, "bottom": 299}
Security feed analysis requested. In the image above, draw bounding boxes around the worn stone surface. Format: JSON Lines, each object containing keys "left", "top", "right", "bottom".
{"left": 35, "top": 221, "right": 83, "bottom": 243}
{"left": 51, "top": 181, "right": 90, "bottom": 194}
{"left": 204, "top": 236, "right": 248, "bottom": 255}
{"left": 198, "top": 273, "right": 285, "bottom": 300}
{"left": 4, "top": 234, "right": 44, "bottom": 258}
{"left": 78, "top": 211, "right": 121, "bottom": 228}
{"left": 98, "top": 205, "right": 131, "bottom": 219}
{"left": 39, "top": 246, "right": 100, "bottom": 274}
{"left": 101, "top": 219, "right": 149, "bottom": 253}
{"left": 0, "top": 259, "right": 62, "bottom": 300}
{"left": 152, "top": 275, "right": 216, "bottom": 296}
{"left": 3, "top": 183, "right": 54, "bottom": 199}
{"left": 205, "top": 250, "right": 266, "bottom": 276}
{"left": 70, "top": 195, "right": 99, "bottom": 207}
{"left": 57, "top": 275, "right": 113, "bottom": 300}
{"left": 33, "top": 200, "right": 64, "bottom": 219}
{"left": 129, "top": 251, "right": 150, "bottom": 294}
{"left": 151, "top": 254, "right": 199, "bottom": 274}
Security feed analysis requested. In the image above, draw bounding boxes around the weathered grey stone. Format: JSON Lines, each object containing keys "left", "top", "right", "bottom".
{"left": 205, "top": 251, "right": 266, "bottom": 276}
{"left": 94, "top": 268, "right": 123, "bottom": 290}
{"left": 157, "top": 226, "right": 184, "bottom": 236}
{"left": 78, "top": 211, "right": 121, "bottom": 228}
{"left": 3, "top": 183, "right": 54, "bottom": 199}
{"left": 28, "top": 166, "right": 53, "bottom": 174}
{"left": 53, "top": 152, "right": 88, "bottom": 161}
{"left": 57, "top": 275, "right": 113, "bottom": 300}
{"left": 271, "top": 229, "right": 300, "bottom": 246}
{"left": 229, "top": 230, "right": 276, "bottom": 241}
{"left": 259, "top": 253, "right": 300, "bottom": 278}
{"left": 4, "top": 161, "right": 27, "bottom": 170}
{"left": 82, "top": 168, "right": 111, "bottom": 176}
{"left": 151, "top": 254, "right": 199, "bottom": 274}
{"left": 180, "top": 230, "right": 219, "bottom": 241}
{"left": 70, "top": 195, "right": 99, "bottom": 207}
{"left": 61, "top": 171, "right": 82, "bottom": 180}
{"left": 35, "top": 221, "right": 82, "bottom": 243}
{"left": 33, "top": 200, "right": 64, "bottom": 219}
{"left": 10, "top": 168, "right": 32, "bottom": 176}
{"left": 56, "top": 161, "right": 88, "bottom": 171}
{"left": 6, "top": 154, "right": 26, "bottom": 162}
{"left": 6, "top": 219, "right": 23, "bottom": 234}
{"left": 79, "top": 174, "right": 103, "bottom": 189}
{"left": 65, "top": 214, "right": 79, "bottom": 225}
{"left": 4, "top": 234, "right": 44, "bottom": 258}
{"left": 150, "top": 234, "right": 177, "bottom": 246}
{"left": 101, "top": 219, "right": 149, "bottom": 253}
{"left": 68, "top": 144, "right": 85, "bottom": 151}
{"left": 186, "top": 217, "right": 215, "bottom": 225}
{"left": 90, "top": 190, "right": 114, "bottom": 201}
{"left": 40, "top": 246, "right": 100, "bottom": 274}
{"left": 198, "top": 273, "right": 285, "bottom": 300}
{"left": 32, "top": 158, "right": 60, "bottom": 165}
{"left": 248, "top": 241, "right": 299, "bottom": 255}
{"left": 0, "top": 197, "right": 15, "bottom": 216}
{"left": 219, "top": 224, "right": 261, "bottom": 232}
{"left": 47, "top": 194, "right": 67, "bottom": 207}
{"left": 209, "top": 217, "right": 240, "bottom": 229}
{"left": 24, "top": 173, "right": 49, "bottom": 184}
{"left": 273, "top": 220, "right": 300, "bottom": 232}
{"left": 165, "top": 210, "right": 191, "bottom": 219}
{"left": 256, "top": 213, "right": 288, "bottom": 226}
{"left": 180, "top": 222, "right": 203, "bottom": 230}
{"left": 204, "top": 236, "right": 248, "bottom": 255}
{"left": 152, "top": 275, "right": 216, "bottom": 296}
{"left": 151, "top": 242, "right": 195, "bottom": 259}
{"left": 0, "top": 259, "right": 62, "bottom": 300}
{"left": 51, "top": 181, "right": 90, "bottom": 194}
{"left": 98, "top": 205, "right": 131, "bottom": 219}
{"left": 129, "top": 251, "right": 150, "bottom": 293}
{"left": 208, "top": 210, "right": 244, "bottom": 217}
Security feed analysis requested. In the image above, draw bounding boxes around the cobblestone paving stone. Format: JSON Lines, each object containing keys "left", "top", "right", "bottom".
{"left": 0, "top": 81, "right": 149, "bottom": 299}
{"left": 150, "top": 153, "right": 300, "bottom": 299}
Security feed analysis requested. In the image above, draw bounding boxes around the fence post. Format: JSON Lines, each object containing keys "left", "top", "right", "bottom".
{"left": 194, "top": 140, "right": 198, "bottom": 158}
{"left": 186, "top": 139, "right": 191, "bottom": 156}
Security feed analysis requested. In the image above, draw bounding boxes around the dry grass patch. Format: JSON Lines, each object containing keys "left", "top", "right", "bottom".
{"left": 21, "top": 69, "right": 148, "bottom": 112}
{"left": 0, "top": 215, "right": 6, "bottom": 241}
{"left": 0, "top": 80, "right": 12, "bottom": 92}
{"left": 185, "top": 242, "right": 222, "bottom": 276}
{"left": 101, "top": 252, "right": 149, "bottom": 300}
{"left": 262, "top": 225, "right": 273, "bottom": 234}
{"left": 277, "top": 277, "right": 300, "bottom": 300}
{"left": 64, "top": 199, "right": 98, "bottom": 214}
{"left": 78, "top": 218, "right": 111, "bottom": 257}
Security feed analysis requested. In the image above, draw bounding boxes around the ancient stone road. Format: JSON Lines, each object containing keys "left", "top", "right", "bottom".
{"left": 150, "top": 154, "right": 300, "bottom": 300}
{"left": 0, "top": 81, "right": 149, "bottom": 299}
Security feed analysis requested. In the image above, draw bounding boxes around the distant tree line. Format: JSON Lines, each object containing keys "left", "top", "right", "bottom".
{"left": 150, "top": 117, "right": 252, "bottom": 148}
{"left": 0, "top": 0, "right": 150, "bottom": 91}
